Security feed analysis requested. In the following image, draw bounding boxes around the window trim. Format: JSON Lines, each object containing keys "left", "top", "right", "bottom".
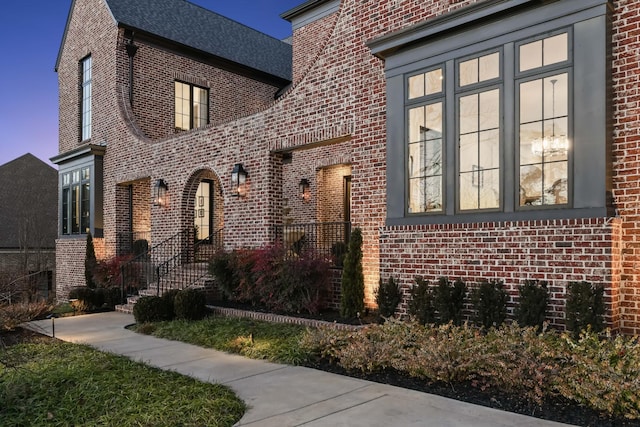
{"left": 80, "top": 55, "right": 92, "bottom": 142}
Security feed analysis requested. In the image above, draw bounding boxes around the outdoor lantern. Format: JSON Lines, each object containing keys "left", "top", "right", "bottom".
{"left": 153, "top": 179, "right": 168, "bottom": 207}
{"left": 231, "top": 163, "right": 248, "bottom": 197}
{"left": 299, "top": 178, "right": 311, "bottom": 202}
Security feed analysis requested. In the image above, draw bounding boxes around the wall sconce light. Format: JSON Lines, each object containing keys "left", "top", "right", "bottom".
{"left": 299, "top": 178, "right": 311, "bottom": 202}
{"left": 153, "top": 179, "right": 168, "bottom": 207}
{"left": 231, "top": 163, "right": 248, "bottom": 197}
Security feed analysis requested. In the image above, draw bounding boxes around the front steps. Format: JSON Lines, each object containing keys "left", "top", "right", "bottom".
{"left": 115, "top": 263, "right": 214, "bottom": 314}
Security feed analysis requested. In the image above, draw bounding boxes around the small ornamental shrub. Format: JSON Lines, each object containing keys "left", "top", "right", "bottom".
{"left": 340, "top": 228, "right": 365, "bottom": 319}
{"left": 133, "top": 296, "right": 170, "bottom": 323}
{"left": 68, "top": 286, "right": 103, "bottom": 311}
{"left": 94, "top": 286, "right": 122, "bottom": 310}
{"left": 565, "top": 281, "right": 605, "bottom": 337}
{"left": 174, "top": 289, "right": 207, "bottom": 321}
{"left": 471, "top": 280, "right": 508, "bottom": 329}
{"left": 85, "top": 231, "right": 97, "bottom": 289}
{"left": 407, "top": 276, "right": 435, "bottom": 325}
{"left": 208, "top": 250, "right": 238, "bottom": 299}
{"left": 514, "top": 280, "right": 549, "bottom": 330}
{"left": 375, "top": 276, "right": 401, "bottom": 320}
{"left": 132, "top": 239, "right": 149, "bottom": 256}
{"left": 433, "top": 277, "right": 466, "bottom": 326}
{"left": 92, "top": 255, "right": 136, "bottom": 289}
{"left": 161, "top": 289, "right": 181, "bottom": 319}
{"left": 0, "top": 301, "right": 51, "bottom": 331}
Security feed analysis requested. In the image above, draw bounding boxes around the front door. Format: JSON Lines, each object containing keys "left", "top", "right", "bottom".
{"left": 194, "top": 180, "right": 213, "bottom": 241}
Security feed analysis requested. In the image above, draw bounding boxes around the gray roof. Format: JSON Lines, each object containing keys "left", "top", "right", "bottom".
{"left": 0, "top": 154, "right": 57, "bottom": 249}
{"left": 103, "top": 0, "right": 292, "bottom": 82}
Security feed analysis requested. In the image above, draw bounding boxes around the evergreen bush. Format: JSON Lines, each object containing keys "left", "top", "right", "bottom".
{"left": 565, "top": 281, "right": 605, "bottom": 337}
{"left": 174, "top": 288, "right": 207, "bottom": 321}
{"left": 340, "top": 228, "right": 364, "bottom": 318}
{"left": 208, "top": 251, "right": 238, "bottom": 299}
{"left": 471, "top": 280, "right": 508, "bottom": 329}
{"left": 375, "top": 276, "right": 401, "bottom": 320}
{"left": 515, "top": 280, "right": 549, "bottom": 330}
{"left": 433, "top": 277, "right": 466, "bottom": 326}
{"left": 407, "top": 276, "right": 435, "bottom": 325}
{"left": 161, "top": 289, "right": 181, "bottom": 319}
{"left": 85, "top": 232, "right": 97, "bottom": 289}
{"left": 133, "top": 296, "right": 170, "bottom": 323}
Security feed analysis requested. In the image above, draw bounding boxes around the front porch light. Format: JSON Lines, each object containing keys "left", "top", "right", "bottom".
{"left": 231, "top": 163, "right": 248, "bottom": 197}
{"left": 153, "top": 179, "right": 168, "bottom": 207}
{"left": 299, "top": 178, "right": 311, "bottom": 202}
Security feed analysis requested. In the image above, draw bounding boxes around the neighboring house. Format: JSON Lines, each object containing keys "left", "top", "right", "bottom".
{"left": 53, "top": 0, "right": 640, "bottom": 335}
{"left": 0, "top": 154, "right": 57, "bottom": 301}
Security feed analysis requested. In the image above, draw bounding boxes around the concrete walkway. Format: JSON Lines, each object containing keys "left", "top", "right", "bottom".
{"left": 27, "top": 312, "right": 574, "bottom": 427}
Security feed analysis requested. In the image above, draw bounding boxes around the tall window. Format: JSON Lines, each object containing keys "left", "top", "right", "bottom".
{"left": 407, "top": 68, "right": 444, "bottom": 213}
{"left": 518, "top": 33, "right": 569, "bottom": 207}
{"left": 175, "top": 81, "right": 208, "bottom": 131}
{"left": 62, "top": 167, "right": 91, "bottom": 235}
{"left": 81, "top": 56, "right": 92, "bottom": 141}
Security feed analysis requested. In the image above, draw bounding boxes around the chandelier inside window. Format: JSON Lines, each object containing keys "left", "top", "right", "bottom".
{"left": 531, "top": 79, "right": 568, "bottom": 158}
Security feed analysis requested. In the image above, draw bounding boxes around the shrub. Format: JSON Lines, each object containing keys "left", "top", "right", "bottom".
{"left": 133, "top": 296, "right": 171, "bottom": 323}
{"left": 174, "top": 289, "right": 207, "bottom": 321}
{"left": 92, "top": 255, "right": 135, "bottom": 289}
{"left": 68, "top": 286, "right": 103, "bottom": 311}
{"left": 407, "top": 277, "right": 435, "bottom": 325}
{"left": 85, "top": 231, "right": 97, "bottom": 289}
{"left": 565, "top": 281, "right": 605, "bottom": 337}
{"left": 162, "top": 289, "right": 181, "bottom": 319}
{"left": 471, "top": 280, "right": 508, "bottom": 329}
{"left": 208, "top": 250, "right": 238, "bottom": 299}
{"left": 340, "top": 228, "right": 364, "bottom": 318}
{"left": 514, "top": 280, "right": 549, "bottom": 330}
{"left": 0, "top": 301, "right": 51, "bottom": 331}
{"left": 331, "top": 241, "right": 348, "bottom": 267}
{"left": 94, "top": 287, "right": 122, "bottom": 310}
{"left": 433, "top": 278, "right": 466, "bottom": 326}
{"left": 132, "top": 239, "right": 149, "bottom": 256}
{"left": 375, "top": 276, "right": 401, "bottom": 320}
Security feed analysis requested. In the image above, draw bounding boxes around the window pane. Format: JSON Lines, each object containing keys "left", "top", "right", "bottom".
{"left": 520, "top": 79, "right": 543, "bottom": 124}
{"left": 479, "top": 129, "right": 500, "bottom": 169}
{"left": 71, "top": 185, "right": 80, "bottom": 234}
{"left": 479, "top": 52, "right": 500, "bottom": 82}
{"left": 520, "top": 122, "right": 542, "bottom": 165}
{"left": 479, "top": 169, "right": 500, "bottom": 209}
{"left": 459, "top": 172, "right": 477, "bottom": 210}
{"left": 520, "top": 40, "right": 542, "bottom": 72}
{"left": 62, "top": 188, "right": 69, "bottom": 235}
{"left": 479, "top": 89, "right": 500, "bottom": 130}
{"left": 543, "top": 74, "right": 568, "bottom": 120}
{"left": 544, "top": 33, "right": 568, "bottom": 66}
{"left": 408, "top": 101, "right": 443, "bottom": 213}
{"left": 408, "top": 68, "right": 443, "bottom": 99}
{"left": 459, "top": 94, "right": 479, "bottom": 134}
{"left": 459, "top": 58, "right": 478, "bottom": 87}
{"left": 459, "top": 133, "right": 478, "bottom": 172}
{"left": 81, "top": 183, "right": 90, "bottom": 233}
{"left": 543, "top": 162, "right": 568, "bottom": 205}
{"left": 81, "top": 56, "right": 92, "bottom": 141}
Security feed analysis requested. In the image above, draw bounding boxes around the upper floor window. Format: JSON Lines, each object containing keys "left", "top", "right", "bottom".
{"left": 377, "top": 0, "right": 610, "bottom": 225}
{"left": 81, "top": 56, "right": 92, "bottom": 141}
{"left": 175, "top": 81, "right": 209, "bottom": 131}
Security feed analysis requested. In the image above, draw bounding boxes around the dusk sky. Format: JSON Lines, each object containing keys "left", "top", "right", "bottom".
{"left": 0, "top": 0, "right": 302, "bottom": 168}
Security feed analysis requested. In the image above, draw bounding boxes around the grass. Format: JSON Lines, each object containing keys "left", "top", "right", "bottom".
{"left": 0, "top": 340, "right": 245, "bottom": 426}
{"left": 133, "top": 317, "right": 309, "bottom": 365}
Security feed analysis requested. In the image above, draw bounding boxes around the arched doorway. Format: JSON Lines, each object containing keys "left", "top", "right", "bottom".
{"left": 183, "top": 169, "right": 224, "bottom": 256}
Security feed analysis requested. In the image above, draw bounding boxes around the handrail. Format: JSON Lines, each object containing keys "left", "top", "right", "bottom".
{"left": 119, "top": 227, "right": 224, "bottom": 303}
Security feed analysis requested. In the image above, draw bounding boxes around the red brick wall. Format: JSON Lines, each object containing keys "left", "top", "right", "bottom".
{"left": 380, "top": 218, "right": 621, "bottom": 329}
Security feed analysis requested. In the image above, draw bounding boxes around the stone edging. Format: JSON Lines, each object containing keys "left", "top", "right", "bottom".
{"left": 208, "top": 305, "right": 365, "bottom": 331}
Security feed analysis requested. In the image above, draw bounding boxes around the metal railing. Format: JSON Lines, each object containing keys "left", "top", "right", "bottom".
{"left": 119, "top": 228, "right": 224, "bottom": 302}
{"left": 116, "top": 230, "right": 151, "bottom": 256}
{"left": 273, "top": 222, "right": 351, "bottom": 266}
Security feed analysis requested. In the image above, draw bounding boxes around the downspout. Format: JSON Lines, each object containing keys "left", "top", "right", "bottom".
{"left": 125, "top": 33, "right": 138, "bottom": 105}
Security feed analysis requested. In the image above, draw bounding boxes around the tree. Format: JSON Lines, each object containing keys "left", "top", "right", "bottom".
{"left": 340, "top": 227, "right": 364, "bottom": 318}
{"left": 85, "top": 231, "right": 97, "bottom": 289}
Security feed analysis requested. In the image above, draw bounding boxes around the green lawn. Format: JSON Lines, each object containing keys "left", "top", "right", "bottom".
{"left": 0, "top": 340, "right": 245, "bottom": 427}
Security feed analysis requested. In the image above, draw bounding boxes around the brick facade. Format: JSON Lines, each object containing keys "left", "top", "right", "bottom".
{"left": 55, "top": 0, "right": 640, "bottom": 334}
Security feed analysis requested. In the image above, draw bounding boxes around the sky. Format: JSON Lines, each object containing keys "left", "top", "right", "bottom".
{"left": 0, "top": 0, "right": 302, "bottom": 168}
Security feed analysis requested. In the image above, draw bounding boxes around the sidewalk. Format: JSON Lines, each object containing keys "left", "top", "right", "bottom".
{"left": 27, "top": 312, "right": 573, "bottom": 427}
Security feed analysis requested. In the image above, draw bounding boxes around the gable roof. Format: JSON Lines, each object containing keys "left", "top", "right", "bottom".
{"left": 0, "top": 154, "right": 58, "bottom": 249}
{"left": 57, "top": 0, "right": 292, "bottom": 82}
